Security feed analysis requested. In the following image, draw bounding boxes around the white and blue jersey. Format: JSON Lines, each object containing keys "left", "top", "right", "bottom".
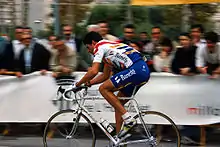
{"left": 93, "top": 40, "right": 142, "bottom": 70}
{"left": 93, "top": 40, "right": 150, "bottom": 96}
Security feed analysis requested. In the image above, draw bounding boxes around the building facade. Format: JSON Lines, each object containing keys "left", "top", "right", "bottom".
{"left": 0, "top": 0, "right": 16, "bottom": 33}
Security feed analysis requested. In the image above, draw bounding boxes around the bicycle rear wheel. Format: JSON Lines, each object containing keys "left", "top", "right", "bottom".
{"left": 43, "top": 109, "right": 96, "bottom": 147}
{"left": 122, "top": 111, "right": 181, "bottom": 147}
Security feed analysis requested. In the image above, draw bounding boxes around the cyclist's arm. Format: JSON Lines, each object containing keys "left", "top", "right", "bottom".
{"left": 76, "top": 45, "right": 105, "bottom": 87}
{"left": 76, "top": 62, "right": 100, "bottom": 87}
{"left": 90, "top": 64, "right": 111, "bottom": 86}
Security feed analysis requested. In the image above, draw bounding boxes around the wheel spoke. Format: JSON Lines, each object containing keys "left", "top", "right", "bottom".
{"left": 43, "top": 109, "right": 96, "bottom": 147}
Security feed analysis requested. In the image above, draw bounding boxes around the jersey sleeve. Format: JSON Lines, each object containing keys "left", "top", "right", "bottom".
{"left": 93, "top": 46, "right": 105, "bottom": 63}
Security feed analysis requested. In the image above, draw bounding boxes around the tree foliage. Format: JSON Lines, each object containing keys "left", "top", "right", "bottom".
{"left": 59, "top": 0, "right": 92, "bottom": 26}
{"left": 52, "top": 1, "right": 218, "bottom": 39}
{"left": 163, "top": 4, "right": 218, "bottom": 32}
{"left": 88, "top": 4, "right": 150, "bottom": 36}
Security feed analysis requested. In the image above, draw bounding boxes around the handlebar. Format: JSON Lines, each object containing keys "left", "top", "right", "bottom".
{"left": 62, "top": 85, "right": 88, "bottom": 101}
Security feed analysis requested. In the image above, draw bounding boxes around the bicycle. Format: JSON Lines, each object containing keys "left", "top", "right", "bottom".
{"left": 43, "top": 79, "right": 181, "bottom": 147}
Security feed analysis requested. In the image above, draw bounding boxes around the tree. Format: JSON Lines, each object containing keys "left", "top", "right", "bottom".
{"left": 163, "top": 4, "right": 218, "bottom": 33}
{"left": 59, "top": 0, "right": 92, "bottom": 28}
{"left": 88, "top": 1, "right": 151, "bottom": 36}
{"left": 88, "top": 5, "right": 124, "bottom": 36}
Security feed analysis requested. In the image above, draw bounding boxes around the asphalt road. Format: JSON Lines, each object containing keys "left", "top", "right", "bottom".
{"left": 0, "top": 137, "right": 219, "bottom": 147}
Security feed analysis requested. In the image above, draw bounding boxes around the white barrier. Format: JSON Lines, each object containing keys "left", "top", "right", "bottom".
{"left": 0, "top": 71, "right": 220, "bottom": 125}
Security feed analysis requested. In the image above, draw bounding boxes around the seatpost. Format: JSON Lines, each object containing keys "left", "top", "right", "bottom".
{"left": 131, "top": 86, "right": 138, "bottom": 98}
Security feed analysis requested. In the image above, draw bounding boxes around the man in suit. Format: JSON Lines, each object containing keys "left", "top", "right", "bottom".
{"left": 62, "top": 24, "right": 83, "bottom": 70}
{"left": 16, "top": 33, "right": 51, "bottom": 77}
{"left": 1, "top": 26, "right": 24, "bottom": 73}
{"left": 62, "top": 25, "right": 78, "bottom": 52}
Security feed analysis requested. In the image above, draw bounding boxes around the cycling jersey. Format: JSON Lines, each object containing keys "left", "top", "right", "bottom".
{"left": 93, "top": 40, "right": 150, "bottom": 97}
{"left": 93, "top": 40, "right": 142, "bottom": 71}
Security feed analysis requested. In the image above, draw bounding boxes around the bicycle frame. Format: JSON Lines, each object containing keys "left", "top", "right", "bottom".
{"left": 67, "top": 89, "right": 154, "bottom": 146}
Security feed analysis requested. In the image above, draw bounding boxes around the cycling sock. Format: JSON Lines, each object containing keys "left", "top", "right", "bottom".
{"left": 122, "top": 112, "right": 132, "bottom": 124}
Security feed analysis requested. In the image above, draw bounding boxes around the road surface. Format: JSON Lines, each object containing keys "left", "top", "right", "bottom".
{"left": 0, "top": 136, "right": 219, "bottom": 147}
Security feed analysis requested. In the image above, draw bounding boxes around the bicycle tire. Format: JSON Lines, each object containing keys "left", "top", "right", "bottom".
{"left": 135, "top": 111, "right": 181, "bottom": 147}
{"left": 43, "top": 109, "right": 96, "bottom": 147}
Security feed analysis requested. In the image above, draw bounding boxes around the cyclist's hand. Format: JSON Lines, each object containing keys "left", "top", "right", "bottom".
{"left": 85, "top": 81, "right": 92, "bottom": 87}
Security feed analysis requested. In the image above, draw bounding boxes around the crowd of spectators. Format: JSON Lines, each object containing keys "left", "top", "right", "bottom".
{"left": 81, "top": 22, "right": 220, "bottom": 80}
{"left": 0, "top": 22, "right": 220, "bottom": 79}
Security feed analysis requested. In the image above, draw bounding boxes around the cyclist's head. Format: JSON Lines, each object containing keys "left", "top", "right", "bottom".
{"left": 83, "top": 31, "right": 103, "bottom": 54}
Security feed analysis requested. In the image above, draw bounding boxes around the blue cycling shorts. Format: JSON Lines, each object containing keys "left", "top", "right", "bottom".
{"left": 110, "top": 60, "right": 150, "bottom": 97}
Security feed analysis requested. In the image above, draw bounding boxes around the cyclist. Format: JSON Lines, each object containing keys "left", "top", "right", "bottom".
{"left": 75, "top": 32, "right": 150, "bottom": 137}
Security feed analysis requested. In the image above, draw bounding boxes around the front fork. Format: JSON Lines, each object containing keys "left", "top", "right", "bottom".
{"left": 65, "top": 109, "right": 82, "bottom": 139}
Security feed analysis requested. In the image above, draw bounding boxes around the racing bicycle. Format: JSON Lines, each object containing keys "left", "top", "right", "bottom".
{"left": 43, "top": 79, "right": 181, "bottom": 147}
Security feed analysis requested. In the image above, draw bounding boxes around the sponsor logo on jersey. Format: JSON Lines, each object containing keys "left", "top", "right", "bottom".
{"left": 115, "top": 53, "right": 128, "bottom": 62}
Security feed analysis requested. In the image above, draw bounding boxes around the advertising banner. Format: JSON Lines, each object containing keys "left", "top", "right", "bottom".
{"left": 0, "top": 72, "right": 220, "bottom": 125}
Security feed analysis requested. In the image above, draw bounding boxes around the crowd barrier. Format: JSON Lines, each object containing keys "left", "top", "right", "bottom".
{"left": 0, "top": 71, "right": 220, "bottom": 125}
{"left": 1, "top": 71, "right": 220, "bottom": 145}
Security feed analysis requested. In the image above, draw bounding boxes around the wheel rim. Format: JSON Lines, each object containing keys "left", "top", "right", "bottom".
{"left": 43, "top": 110, "right": 96, "bottom": 147}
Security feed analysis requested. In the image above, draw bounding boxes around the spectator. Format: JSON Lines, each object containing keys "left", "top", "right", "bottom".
{"left": 129, "top": 41, "right": 156, "bottom": 70}
{"left": 1, "top": 26, "right": 25, "bottom": 71}
{"left": 62, "top": 24, "right": 80, "bottom": 53}
{"left": 50, "top": 36, "right": 77, "bottom": 77}
{"left": 23, "top": 26, "right": 33, "bottom": 34}
{"left": 191, "top": 24, "right": 206, "bottom": 57}
{"left": 119, "top": 24, "right": 136, "bottom": 45}
{"left": 172, "top": 33, "right": 197, "bottom": 75}
{"left": 0, "top": 34, "right": 10, "bottom": 56}
{"left": 23, "top": 26, "right": 51, "bottom": 51}
{"left": 1, "top": 34, "right": 10, "bottom": 41}
{"left": 17, "top": 33, "right": 51, "bottom": 76}
{"left": 48, "top": 35, "right": 57, "bottom": 49}
{"left": 97, "top": 20, "right": 118, "bottom": 41}
{"left": 0, "top": 36, "right": 6, "bottom": 70}
{"left": 139, "top": 31, "right": 150, "bottom": 46}
{"left": 153, "top": 37, "right": 173, "bottom": 72}
{"left": 191, "top": 24, "right": 206, "bottom": 46}
{"left": 196, "top": 31, "right": 220, "bottom": 79}
{"left": 142, "top": 26, "right": 163, "bottom": 56}
{"left": 129, "top": 41, "right": 143, "bottom": 52}
{"left": 87, "top": 24, "right": 100, "bottom": 32}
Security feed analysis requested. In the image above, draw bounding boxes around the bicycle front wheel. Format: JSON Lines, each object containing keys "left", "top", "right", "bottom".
{"left": 130, "top": 111, "right": 181, "bottom": 147}
{"left": 43, "top": 109, "right": 96, "bottom": 147}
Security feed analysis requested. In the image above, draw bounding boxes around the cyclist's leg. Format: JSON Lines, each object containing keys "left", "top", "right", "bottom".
{"left": 99, "top": 79, "right": 127, "bottom": 116}
{"left": 100, "top": 60, "right": 150, "bottom": 134}
{"left": 115, "top": 92, "right": 129, "bottom": 133}
{"left": 115, "top": 85, "right": 142, "bottom": 133}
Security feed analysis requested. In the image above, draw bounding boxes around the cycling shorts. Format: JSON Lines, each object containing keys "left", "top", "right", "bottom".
{"left": 110, "top": 60, "right": 150, "bottom": 97}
